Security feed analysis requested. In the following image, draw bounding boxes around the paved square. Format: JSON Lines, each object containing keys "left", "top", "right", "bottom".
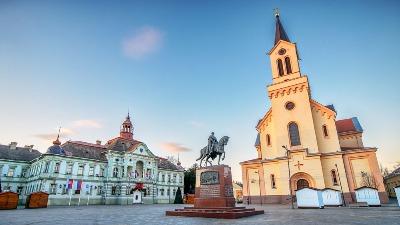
{"left": 1, "top": 204, "right": 399, "bottom": 225}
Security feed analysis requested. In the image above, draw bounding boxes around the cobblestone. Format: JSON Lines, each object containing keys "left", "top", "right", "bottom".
{"left": 1, "top": 203, "right": 399, "bottom": 225}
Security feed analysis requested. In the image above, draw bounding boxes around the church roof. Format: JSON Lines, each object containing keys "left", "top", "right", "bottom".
{"left": 336, "top": 117, "right": 363, "bottom": 133}
{"left": 61, "top": 141, "right": 107, "bottom": 161}
{"left": 104, "top": 137, "right": 143, "bottom": 152}
{"left": 0, "top": 144, "right": 41, "bottom": 162}
{"left": 274, "top": 15, "right": 290, "bottom": 45}
{"left": 158, "top": 157, "right": 181, "bottom": 170}
{"left": 254, "top": 133, "right": 260, "bottom": 146}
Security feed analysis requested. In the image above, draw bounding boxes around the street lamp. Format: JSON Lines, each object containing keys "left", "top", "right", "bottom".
{"left": 282, "top": 145, "right": 294, "bottom": 209}
{"left": 153, "top": 179, "right": 157, "bottom": 204}
{"left": 255, "top": 170, "right": 262, "bottom": 205}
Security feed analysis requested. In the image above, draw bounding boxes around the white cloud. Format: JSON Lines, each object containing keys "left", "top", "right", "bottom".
{"left": 70, "top": 120, "right": 102, "bottom": 129}
{"left": 122, "top": 26, "right": 164, "bottom": 60}
{"left": 158, "top": 142, "right": 191, "bottom": 153}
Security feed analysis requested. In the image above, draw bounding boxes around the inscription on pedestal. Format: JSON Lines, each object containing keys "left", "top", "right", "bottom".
{"left": 225, "top": 186, "right": 234, "bottom": 197}
{"left": 200, "top": 184, "right": 220, "bottom": 198}
{"left": 200, "top": 171, "right": 219, "bottom": 185}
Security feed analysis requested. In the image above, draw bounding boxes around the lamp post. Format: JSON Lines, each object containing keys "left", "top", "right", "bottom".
{"left": 153, "top": 179, "right": 157, "bottom": 204}
{"left": 282, "top": 145, "right": 294, "bottom": 209}
{"left": 255, "top": 170, "right": 262, "bottom": 205}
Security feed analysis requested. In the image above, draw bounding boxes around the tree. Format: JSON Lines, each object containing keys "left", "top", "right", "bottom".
{"left": 174, "top": 187, "right": 183, "bottom": 204}
{"left": 184, "top": 163, "right": 198, "bottom": 194}
{"left": 360, "top": 171, "right": 380, "bottom": 189}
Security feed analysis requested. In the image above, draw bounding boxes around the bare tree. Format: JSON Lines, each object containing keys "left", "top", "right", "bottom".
{"left": 360, "top": 171, "right": 380, "bottom": 189}
{"left": 166, "top": 156, "right": 178, "bottom": 165}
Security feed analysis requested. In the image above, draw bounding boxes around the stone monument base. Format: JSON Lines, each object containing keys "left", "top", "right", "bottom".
{"left": 166, "top": 165, "right": 264, "bottom": 219}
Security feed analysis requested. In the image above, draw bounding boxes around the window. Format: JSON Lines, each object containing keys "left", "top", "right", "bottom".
{"left": 285, "top": 57, "right": 292, "bottom": 74}
{"left": 271, "top": 174, "right": 276, "bottom": 188}
{"left": 78, "top": 165, "right": 84, "bottom": 175}
{"left": 17, "top": 186, "right": 23, "bottom": 194}
{"left": 62, "top": 184, "right": 67, "bottom": 194}
{"left": 113, "top": 168, "right": 119, "bottom": 177}
{"left": 161, "top": 188, "right": 164, "bottom": 195}
{"left": 167, "top": 188, "right": 170, "bottom": 196}
{"left": 322, "top": 125, "right": 329, "bottom": 138}
{"left": 99, "top": 168, "right": 104, "bottom": 177}
{"left": 44, "top": 162, "right": 50, "bottom": 173}
{"left": 167, "top": 175, "right": 171, "bottom": 182}
{"left": 111, "top": 186, "right": 116, "bottom": 195}
{"left": 66, "top": 164, "right": 72, "bottom": 174}
{"left": 277, "top": 59, "right": 284, "bottom": 76}
{"left": 54, "top": 163, "right": 60, "bottom": 173}
{"left": 21, "top": 169, "right": 26, "bottom": 177}
{"left": 288, "top": 122, "right": 301, "bottom": 146}
{"left": 173, "top": 174, "right": 177, "bottom": 182}
{"left": 331, "top": 170, "right": 338, "bottom": 186}
{"left": 50, "top": 184, "right": 56, "bottom": 194}
{"left": 88, "top": 167, "right": 94, "bottom": 176}
{"left": 266, "top": 134, "right": 271, "bottom": 146}
{"left": 162, "top": 174, "right": 165, "bottom": 182}
{"left": 173, "top": 189, "right": 176, "bottom": 196}
{"left": 7, "top": 168, "right": 14, "bottom": 177}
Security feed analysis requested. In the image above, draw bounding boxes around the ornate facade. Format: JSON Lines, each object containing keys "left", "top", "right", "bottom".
{"left": 0, "top": 114, "right": 184, "bottom": 205}
{"left": 240, "top": 13, "right": 388, "bottom": 204}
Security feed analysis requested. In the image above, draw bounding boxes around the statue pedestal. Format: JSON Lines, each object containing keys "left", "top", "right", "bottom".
{"left": 166, "top": 165, "right": 264, "bottom": 219}
{"left": 194, "top": 165, "right": 235, "bottom": 208}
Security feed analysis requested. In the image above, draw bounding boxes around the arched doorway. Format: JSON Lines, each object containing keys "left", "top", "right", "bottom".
{"left": 291, "top": 172, "right": 315, "bottom": 191}
{"left": 296, "top": 179, "right": 309, "bottom": 190}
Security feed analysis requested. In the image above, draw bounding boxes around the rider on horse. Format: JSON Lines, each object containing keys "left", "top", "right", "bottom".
{"left": 207, "top": 132, "right": 218, "bottom": 155}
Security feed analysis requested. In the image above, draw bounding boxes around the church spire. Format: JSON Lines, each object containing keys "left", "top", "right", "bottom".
{"left": 120, "top": 112, "right": 134, "bottom": 140}
{"left": 274, "top": 9, "right": 290, "bottom": 45}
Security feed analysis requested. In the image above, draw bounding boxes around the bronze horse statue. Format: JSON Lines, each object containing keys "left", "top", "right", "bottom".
{"left": 196, "top": 136, "right": 229, "bottom": 167}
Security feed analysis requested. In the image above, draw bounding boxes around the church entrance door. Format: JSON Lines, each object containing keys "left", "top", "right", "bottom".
{"left": 297, "top": 179, "right": 309, "bottom": 190}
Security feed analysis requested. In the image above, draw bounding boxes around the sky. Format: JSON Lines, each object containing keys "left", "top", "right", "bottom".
{"left": 0, "top": 0, "right": 399, "bottom": 182}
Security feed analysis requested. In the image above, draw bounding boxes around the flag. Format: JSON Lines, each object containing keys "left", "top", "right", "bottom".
{"left": 75, "top": 180, "right": 83, "bottom": 190}
{"left": 67, "top": 179, "right": 74, "bottom": 189}
{"left": 84, "top": 182, "right": 90, "bottom": 192}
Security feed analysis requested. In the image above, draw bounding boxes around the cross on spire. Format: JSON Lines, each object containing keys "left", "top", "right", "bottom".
{"left": 273, "top": 7, "right": 279, "bottom": 17}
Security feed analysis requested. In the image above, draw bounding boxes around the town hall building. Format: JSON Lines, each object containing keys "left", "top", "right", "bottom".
{"left": 240, "top": 13, "right": 389, "bottom": 204}
{"left": 0, "top": 113, "right": 184, "bottom": 205}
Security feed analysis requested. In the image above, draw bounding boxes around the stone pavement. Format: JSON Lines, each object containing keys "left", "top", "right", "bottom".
{"left": 1, "top": 203, "right": 399, "bottom": 225}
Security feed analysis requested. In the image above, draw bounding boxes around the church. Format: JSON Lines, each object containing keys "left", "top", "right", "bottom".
{"left": 0, "top": 113, "right": 184, "bottom": 205}
{"left": 240, "top": 13, "right": 389, "bottom": 204}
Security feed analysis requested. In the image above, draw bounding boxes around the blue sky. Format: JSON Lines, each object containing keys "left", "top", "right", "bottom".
{"left": 1, "top": 0, "right": 399, "bottom": 181}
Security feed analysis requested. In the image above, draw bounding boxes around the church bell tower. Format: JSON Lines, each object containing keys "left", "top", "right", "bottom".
{"left": 120, "top": 112, "right": 134, "bottom": 140}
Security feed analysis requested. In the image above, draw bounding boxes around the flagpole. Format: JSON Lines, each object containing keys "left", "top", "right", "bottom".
{"left": 69, "top": 189, "right": 72, "bottom": 206}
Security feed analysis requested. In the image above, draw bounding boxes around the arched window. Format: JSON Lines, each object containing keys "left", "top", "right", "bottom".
{"left": 331, "top": 170, "right": 338, "bottom": 185}
{"left": 288, "top": 122, "right": 301, "bottom": 146}
{"left": 266, "top": 134, "right": 271, "bottom": 146}
{"left": 322, "top": 125, "right": 329, "bottom": 138}
{"left": 271, "top": 174, "right": 276, "bottom": 188}
{"left": 277, "top": 59, "right": 284, "bottom": 76}
{"left": 285, "top": 57, "right": 292, "bottom": 74}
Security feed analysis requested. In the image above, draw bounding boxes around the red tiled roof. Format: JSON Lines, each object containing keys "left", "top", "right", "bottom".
{"left": 335, "top": 118, "right": 356, "bottom": 133}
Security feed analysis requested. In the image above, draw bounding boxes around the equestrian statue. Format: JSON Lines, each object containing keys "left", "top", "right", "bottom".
{"left": 196, "top": 132, "right": 229, "bottom": 167}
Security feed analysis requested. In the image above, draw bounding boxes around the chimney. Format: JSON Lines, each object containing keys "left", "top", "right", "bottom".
{"left": 96, "top": 140, "right": 102, "bottom": 145}
{"left": 9, "top": 142, "right": 17, "bottom": 149}
{"left": 24, "top": 145, "right": 34, "bottom": 152}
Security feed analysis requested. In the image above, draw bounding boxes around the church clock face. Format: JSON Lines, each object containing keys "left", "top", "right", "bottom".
{"left": 278, "top": 48, "right": 286, "bottom": 55}
{"left": 285, "top": 101, "right": 295, "bottom": 110}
